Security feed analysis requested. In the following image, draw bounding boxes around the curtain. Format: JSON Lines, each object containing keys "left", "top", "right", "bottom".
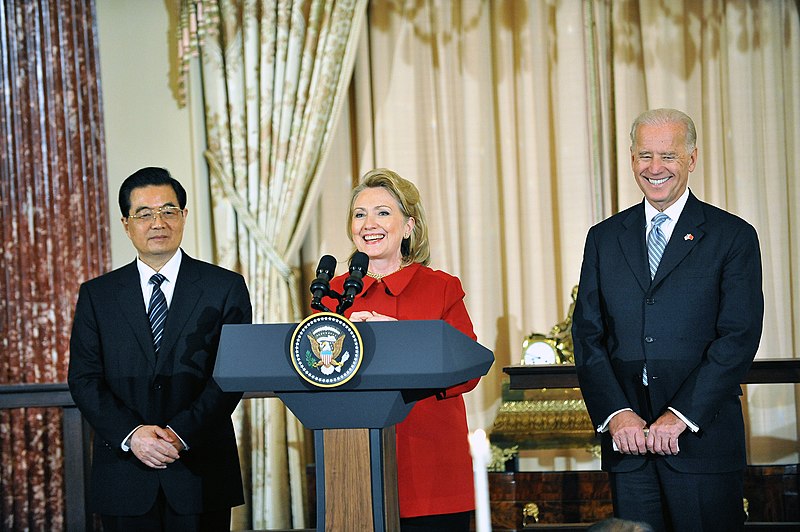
{"left": 604, "top": 0, "right": 800, "bottom": 466}
{"left": 178, "top": 0, "right": 367, "bottom": 527}
{"left": 0, "top": 0, "right": 109, "bottom": 529}
{"left": 309, "top": 0, "right": 800, "bottom": 467}
{"left": 338, "top": 0, "right": 606, "bottom": 434}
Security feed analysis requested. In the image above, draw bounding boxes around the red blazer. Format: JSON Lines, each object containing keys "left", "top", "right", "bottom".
{"left": 323, "top": 262, "right": 479, "bottom": 518}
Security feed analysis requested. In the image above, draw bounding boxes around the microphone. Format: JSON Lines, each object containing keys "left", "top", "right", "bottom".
{"left": 337, "top": 252, "right": 369, "bottom": 314}
{"left": 310, "top": 255, "right": 337, "bottom": 311}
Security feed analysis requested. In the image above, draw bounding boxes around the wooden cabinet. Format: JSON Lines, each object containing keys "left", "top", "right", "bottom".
{"left": 487, "top": 466, "right": 798, "bottom": 531}
{"left": 495, "top": 362, "right": 800, "bottom": 530}
{"left": 306, "top": 457, "right": 798, "bottom": 530}
{"left": 489, "top": 470, "right": 612, "bottom": 530}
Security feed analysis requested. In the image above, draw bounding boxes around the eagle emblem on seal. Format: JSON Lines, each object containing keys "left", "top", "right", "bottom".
{"left": 307, "top": 333, "right": 349, "bottom": 375}
{"left": 291, "top": 312, "right": 363, "bottom": 387}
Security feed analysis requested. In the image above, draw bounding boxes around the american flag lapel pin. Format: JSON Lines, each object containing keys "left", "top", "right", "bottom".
{"left": 684, "top": 233, "right": 694, "bottom": 241}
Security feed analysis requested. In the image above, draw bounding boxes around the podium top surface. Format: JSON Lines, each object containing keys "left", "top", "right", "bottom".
{"left": 214, "top": 319, "right": 494, "bottom": 393}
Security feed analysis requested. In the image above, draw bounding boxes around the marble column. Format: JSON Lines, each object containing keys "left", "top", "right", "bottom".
{"left": 1, "top": 0, "right": 109, "bottom": 529}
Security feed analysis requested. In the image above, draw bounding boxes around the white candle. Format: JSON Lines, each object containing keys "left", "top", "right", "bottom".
{"left": 468, "top": 429, "right": 492, "bottom": 531}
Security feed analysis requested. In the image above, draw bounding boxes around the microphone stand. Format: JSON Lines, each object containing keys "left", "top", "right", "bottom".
{"left": 309, "top": 253, "right": 368, "bottom": 316}
{"left": 310, "top": 298, "right": 334, "bottom": 313}
{"left": 311, "top": 274, "right": 364, "bottom": 316}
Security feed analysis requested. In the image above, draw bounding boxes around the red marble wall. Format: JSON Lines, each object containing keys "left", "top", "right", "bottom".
{"left": 0, "top": 0, "right": 109, "bottom": 529}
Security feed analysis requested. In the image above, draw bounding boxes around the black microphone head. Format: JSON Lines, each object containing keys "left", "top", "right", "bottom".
{"left": 341, "top": 252, "right": 369, "bottom": 302}
{"left": 349, "top": 252, "right": 369, "bottom": 278}
{"left": 310, "top": 255, "right": 337, "bottom": 302}
{"left": 316, "top": 254, "right": 337, "bottom": 281}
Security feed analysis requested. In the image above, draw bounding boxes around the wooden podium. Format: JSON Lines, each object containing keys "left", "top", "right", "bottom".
{"left": 214, "top": 320, "right": 494, "bottom": 531}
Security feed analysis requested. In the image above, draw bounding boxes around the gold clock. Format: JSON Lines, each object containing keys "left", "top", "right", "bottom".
{"left": 521, "top": 333, "right": 559, "bottom": 365}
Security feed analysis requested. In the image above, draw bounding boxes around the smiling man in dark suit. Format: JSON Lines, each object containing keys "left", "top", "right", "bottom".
{"left": 69, "top": 167, "right": 251, "bottom": 531}
{"left": 572, "top": 109, "right": 764, "bottom": 532}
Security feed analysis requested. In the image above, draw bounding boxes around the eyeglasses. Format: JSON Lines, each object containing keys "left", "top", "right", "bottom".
{"left": 127, "top": 206, "right": 184, "bottom": 223}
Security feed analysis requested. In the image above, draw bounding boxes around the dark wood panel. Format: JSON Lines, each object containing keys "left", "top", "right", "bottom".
{"left": 487, "top": 466, "right": 799, "bottom": 530}
{"left": 489, "top": 471, "right": 612, "bottom": 528}
{"left": 743, "top": 465, "right": 800, "bottom": 522}
{"left": 0, "top": 383, "right": 74, "bottom": 408}
{"left": 308, "top": 465, "right": 798, "bottom": 529}
{"left": 504, "top": 359, "right": 800, "bottom": 389}
{"left": 0, "top": 384, "right": 89, "bottom": 531}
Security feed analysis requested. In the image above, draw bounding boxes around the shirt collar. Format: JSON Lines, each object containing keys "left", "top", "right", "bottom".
{"left": 362, "top": 261, "right": 421, "bottom": 296}
{"left": 136, "top": 248, "right": 183, "bottom": 288}
{"left": 644, "top": 187, "right": 690, "bottom": 226}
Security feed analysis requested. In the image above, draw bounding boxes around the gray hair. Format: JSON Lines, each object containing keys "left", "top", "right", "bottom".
{"left": 630, "top": 108, "right": 697, "bottom": 153}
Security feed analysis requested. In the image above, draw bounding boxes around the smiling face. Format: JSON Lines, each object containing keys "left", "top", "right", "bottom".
{"left": 631, "top": 121, "right": 697, "bottom": 211}
{"left": 350, "top": 186, "right": 414, "bottom": 272}
{"left": 122, "top": 184, "right": 187, "bottom": 270}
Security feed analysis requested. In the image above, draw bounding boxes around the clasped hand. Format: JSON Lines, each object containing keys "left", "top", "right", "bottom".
{"left": 349, "top": 310, "right": 397, "bottom": 322}
{"left": 610, "top": 410, "right": 687, "bottom": 455}
{"left": 130, "top": 425, "right": 183, "bottom": 469}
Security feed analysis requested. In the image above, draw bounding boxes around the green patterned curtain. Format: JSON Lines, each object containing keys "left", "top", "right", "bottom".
{"left": 178, "top": 0, "right": 366, "bottom": 527}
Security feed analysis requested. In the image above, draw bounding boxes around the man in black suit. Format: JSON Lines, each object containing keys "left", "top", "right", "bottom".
{"left": 69, "top": 167, "right": 251, "bottom": 531}
{"left": 572, "top": 109, "right": 763, "bottom": 532}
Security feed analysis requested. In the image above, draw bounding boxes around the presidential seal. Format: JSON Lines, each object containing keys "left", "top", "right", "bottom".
{"left": 290, "top": 312, "right": 363, "bottom": 388}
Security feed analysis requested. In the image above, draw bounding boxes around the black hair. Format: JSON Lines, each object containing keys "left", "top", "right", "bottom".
{"left": 118, "top": 167, "right": 187, "bottom": 217}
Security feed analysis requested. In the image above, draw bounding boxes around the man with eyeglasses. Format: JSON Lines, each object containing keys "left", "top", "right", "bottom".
{"left": 68, "top": 167, "right": 252, "bottom": 531}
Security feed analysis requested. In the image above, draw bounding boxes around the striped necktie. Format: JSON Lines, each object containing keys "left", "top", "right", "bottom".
{"left": 643, "top": 212, "right": 669, "bottom": 386}
{"left": 647, "top": 212, "right": 670, "bottom": 279}
{"left": 148, "top": 273, "right": 168, "bottom": 354}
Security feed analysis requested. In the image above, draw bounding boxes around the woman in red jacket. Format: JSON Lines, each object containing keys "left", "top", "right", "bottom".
{"left": 322, "top": 168, "right": 479, "bottom": 531}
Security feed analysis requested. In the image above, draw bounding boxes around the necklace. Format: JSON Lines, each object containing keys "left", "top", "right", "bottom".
{"left": 366, "top": 265, "right": 403, "bottom": 282}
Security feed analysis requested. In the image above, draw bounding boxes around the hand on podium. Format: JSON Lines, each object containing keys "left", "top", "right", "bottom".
{"left": 350, "top": 310, "right": 397, "bottom": 322}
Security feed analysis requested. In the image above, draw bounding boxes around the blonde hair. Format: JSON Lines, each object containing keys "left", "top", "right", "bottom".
{"left": 347, "top": 168, "right": 431, "bottom": 266}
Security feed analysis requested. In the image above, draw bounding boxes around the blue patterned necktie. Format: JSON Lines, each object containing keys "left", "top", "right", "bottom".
{"left": 148, "top": 273, "right": 168, "bottom": 354}
{"left": 647, "top": 212, "right": 670, "bottom": 279}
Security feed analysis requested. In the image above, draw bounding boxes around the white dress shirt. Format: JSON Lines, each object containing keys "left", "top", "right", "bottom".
{"left": 121, "top": 250, "right": 189, "bottom": 451}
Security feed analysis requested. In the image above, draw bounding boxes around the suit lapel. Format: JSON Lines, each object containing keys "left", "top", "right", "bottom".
{"left": 618, "top": 204, "right": 651, "bottom": 291}
{"left": 651, "top": 192, "right": 706, "bottom": 287}
{"left": 115, "top": 261, "right": 158, "bottom": 368}
{"left": 157, "top": 253, "right": 202, "bottom": 366}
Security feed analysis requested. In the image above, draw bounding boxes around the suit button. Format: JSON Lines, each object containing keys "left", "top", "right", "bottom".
{"left": 645, "top": 336, "right": 654, "bottom": 343}
{"left": 646, "top": 298, "right": 655, "bottom": 304}
{"left": 154, "top": 384, "right": 162, "bottom": 390}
